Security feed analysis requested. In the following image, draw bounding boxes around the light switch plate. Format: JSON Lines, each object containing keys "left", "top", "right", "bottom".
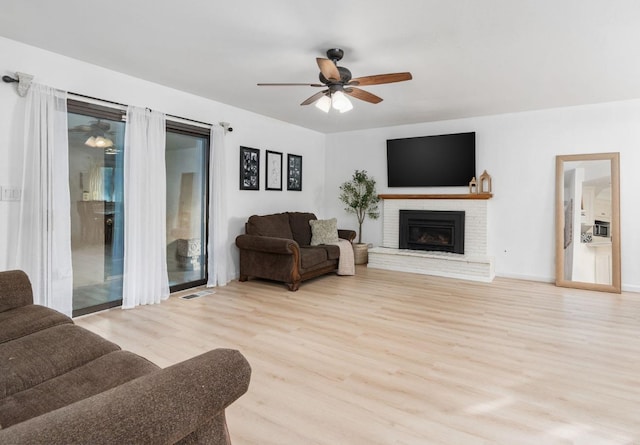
{"left": 1, "top": 187, "right": 21, "bottom": 201}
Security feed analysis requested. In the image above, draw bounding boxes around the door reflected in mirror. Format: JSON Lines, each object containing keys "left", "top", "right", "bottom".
{"left": 555, "top": 153, "right": 621, "bottom": 293}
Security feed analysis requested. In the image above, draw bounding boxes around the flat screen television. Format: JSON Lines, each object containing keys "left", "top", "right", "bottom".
{"left": 386, "top": 132, "right": 476, "bottom": 187}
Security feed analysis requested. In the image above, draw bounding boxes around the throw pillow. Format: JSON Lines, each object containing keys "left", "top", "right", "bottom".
{"left": 309, "top": 218, "right": 339, "bottom": 246}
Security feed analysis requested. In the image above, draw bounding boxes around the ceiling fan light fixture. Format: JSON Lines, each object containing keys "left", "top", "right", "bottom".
{"left": 315, "top": 95, "right": 331, "bottom": 113}
{"left": 337, "top": 98, "right": 353, "bottom": 113}
{"left": 95, "top": 136, "right": 107, "bottom": 147}
{"left": 85, "top": 135, "right": 114, "bottom": 149}
{"left": 95, "top": 136, "right": 113, "bottom": 148}
{"left": 331, "top": 91, "right": 353, "bottom": 113}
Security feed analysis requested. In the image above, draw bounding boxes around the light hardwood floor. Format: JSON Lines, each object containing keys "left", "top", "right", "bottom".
{"left": 75, "top": 267, "right": 640, "bottom": 445}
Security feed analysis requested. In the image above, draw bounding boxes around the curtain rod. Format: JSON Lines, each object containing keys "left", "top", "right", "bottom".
{"left": 3, "top": 74, "right": 221, "bottom": 129}
{"left": 69, "top": 92, "right": 214, "bottom": 128}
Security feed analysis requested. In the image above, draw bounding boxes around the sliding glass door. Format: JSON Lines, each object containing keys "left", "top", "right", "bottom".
{"left": 67, "top": 101, "right": 210, "bottom": 313}
{"left": 165, "top": 123, "right": 209, "bottom": 291}
{"left": 68, "top": 101, "right": 125, "bottom": 316}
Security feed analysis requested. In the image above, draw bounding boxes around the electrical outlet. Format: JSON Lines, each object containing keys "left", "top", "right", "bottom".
{"left": 1, "top": 187, "right": 21, "bottom": 201}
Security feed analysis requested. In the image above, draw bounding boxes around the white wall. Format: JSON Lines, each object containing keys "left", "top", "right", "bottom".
{"left": 325, "top": 100, "right": 640, "bottom": 291}
{"left": 0, "top": 36, "right": 326, "bottom": 279}
{"left": 3, "top": 35, "right": 639, "bottom": 291}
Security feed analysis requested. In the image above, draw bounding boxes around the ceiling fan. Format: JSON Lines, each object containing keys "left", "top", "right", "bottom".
{"left": 69, "top": 120, "right": 118, "bottom": 152}
{"left": 258, "top": 48, "right": 412, "bottom": 113}
{"left": 69, "top": 119, "right": 111, "bottom": 135}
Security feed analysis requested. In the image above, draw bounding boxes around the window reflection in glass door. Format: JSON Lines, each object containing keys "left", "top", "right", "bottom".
{"left": 165, "top": 126, "right": 209, "bottom": 290}
{"left": 68, "top": 102, "right": 125, "bottom": 316}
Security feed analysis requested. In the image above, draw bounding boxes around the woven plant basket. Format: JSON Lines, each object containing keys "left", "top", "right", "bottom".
{"left": 353, "top": 243, "right": 369, "bottom": 265}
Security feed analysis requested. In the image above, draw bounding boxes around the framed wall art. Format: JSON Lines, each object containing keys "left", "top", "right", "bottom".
{"left": 287, "top": 154, "right": 302, "bottom": 191}
{"left": 239, "top": 146, "right": 260, "bottom": 190}
{"left": 266, "top": 150, "right": 283, "bottom": 191}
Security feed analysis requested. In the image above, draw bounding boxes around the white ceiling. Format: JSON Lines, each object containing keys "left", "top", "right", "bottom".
{"left": 2, "top": 0, "right": 640, "bottom": 134}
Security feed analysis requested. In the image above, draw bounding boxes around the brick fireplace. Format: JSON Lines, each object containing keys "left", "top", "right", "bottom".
{"left": 368, "top": 194, "right": 495, "bottom": 282}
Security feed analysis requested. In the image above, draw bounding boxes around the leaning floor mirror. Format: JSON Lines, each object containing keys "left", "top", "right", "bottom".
{"left": 555, "top": 152, "right": 621, "bottom": 293}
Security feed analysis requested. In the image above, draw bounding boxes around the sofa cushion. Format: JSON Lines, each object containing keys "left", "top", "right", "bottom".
{"left": 0, "top": 270, "right": 33, "bottom": 313}
{"left": 299, "top": 247, "right": 328, "bottom": 269}
{"left": 246, "top": 213, "right": 293, "bottom": 239}
{"left": 320, "top": 244, "right": 340, "bottom": 260}
{"left": 0, "top": 324, "right": 120, "bottom": 398}
{"left": 288, "top": 212, "right": 316, "bottom": 246}
{"left": 0, "top": 350, "right": 159, "bottom": 428}
{"left": 0, "top": 305, "right": 72, "bottom": 345}
{"left": 310, "top": 218, "right": 339, "bottom": 246}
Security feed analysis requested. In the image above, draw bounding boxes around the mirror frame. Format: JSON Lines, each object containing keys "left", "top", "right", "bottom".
{"left": 555, "top": 152, "right": 621, "bottom": 293}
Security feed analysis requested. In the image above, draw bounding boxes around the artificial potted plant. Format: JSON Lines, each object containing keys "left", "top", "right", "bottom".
{"left": 339, "top": 170, "right": 380, "bottom": 264}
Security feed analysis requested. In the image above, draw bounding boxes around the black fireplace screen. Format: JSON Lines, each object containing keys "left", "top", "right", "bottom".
{"left": 409, "top": 226, "right": 453, "bottom": 247}
{"left": 399, "top": 210, "right": 465, "bottom": 254}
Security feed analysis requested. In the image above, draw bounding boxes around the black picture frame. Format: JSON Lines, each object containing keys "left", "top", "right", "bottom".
{"left": 287, "top": 154, "right": 302, "bottom": 191}
{"left": 265, "top": 150, "right": 283, "bottom": 191}
{"left": 239, "top": 146, "right": 260, "bottom": 190}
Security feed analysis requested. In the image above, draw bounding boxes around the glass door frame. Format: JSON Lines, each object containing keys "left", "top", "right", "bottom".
{"left": 165, "top": 120, "right": 210, "bottom": 293}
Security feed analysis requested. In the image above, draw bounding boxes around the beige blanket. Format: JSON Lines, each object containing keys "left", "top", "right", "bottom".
{"left": 331, "top": 239, "right": 355, "bottom": 276}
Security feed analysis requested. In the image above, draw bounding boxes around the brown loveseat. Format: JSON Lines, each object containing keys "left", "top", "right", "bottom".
{"left": 0, "top": 270, "right": 251, "bottom": 445}
{"left": 235, "top": 212, "right": 356, "bottom": 291}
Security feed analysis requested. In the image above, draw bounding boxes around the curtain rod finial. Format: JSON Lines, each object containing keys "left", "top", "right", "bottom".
{"left": 219, "top": 122, "right": 233, "bottom": 134}
{"left": 3, "top": 72, "right": 33, "bottom": 96}
{"left": 16, "top": 72, "right": 34, "bottom": 97}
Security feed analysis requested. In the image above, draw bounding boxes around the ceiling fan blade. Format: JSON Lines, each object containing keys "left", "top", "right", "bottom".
{"left": 300, "top": 90, "right": 329, "bottom": 106}
{"left": 316, "top": 58, "right": 340, "bottom": 81}
{"left": 349, "top": 72, "right": 413, "bottom": 86}
{"left": 69, "top": 124, "right": 93, "bottom": 132}
{"left": 257, "top": 82, "right": 324, "bottom": 87}
{"left": 344, "top": 87, "right": 383, "bottom": 104}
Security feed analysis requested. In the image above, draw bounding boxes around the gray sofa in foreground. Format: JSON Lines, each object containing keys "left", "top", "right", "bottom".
{"left": 0, "top": 270, "right": 251, "bottom": 444}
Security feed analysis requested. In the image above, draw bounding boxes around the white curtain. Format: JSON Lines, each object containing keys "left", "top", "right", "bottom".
{"left": 17, "top": 84, "right": 73, "bottom": 316}
{"left": 122, "top": 106, "right": 169, "bottom": 308}
{"left": 207, "top": 125, "right": 230, "bottom": 287}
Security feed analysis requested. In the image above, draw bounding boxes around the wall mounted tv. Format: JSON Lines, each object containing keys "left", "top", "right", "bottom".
{"left": 386, "top": 132, "right": 476, "bottom": 187}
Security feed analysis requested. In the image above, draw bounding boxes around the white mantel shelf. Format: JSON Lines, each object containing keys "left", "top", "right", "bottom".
{"left": 379, "top": 193, "right": 493, "bottom": 200}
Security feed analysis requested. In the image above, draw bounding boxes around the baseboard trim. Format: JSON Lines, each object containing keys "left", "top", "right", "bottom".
{"left": 495, "top": 272, "right": 555, "bottom": 283}
{"left": 496, "top": 272, "right": 640, "bottom": 294}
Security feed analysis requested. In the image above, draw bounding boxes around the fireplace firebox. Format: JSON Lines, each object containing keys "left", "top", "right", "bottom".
{"left": 399, "top": 210, "right": 465, "bottom": 254}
